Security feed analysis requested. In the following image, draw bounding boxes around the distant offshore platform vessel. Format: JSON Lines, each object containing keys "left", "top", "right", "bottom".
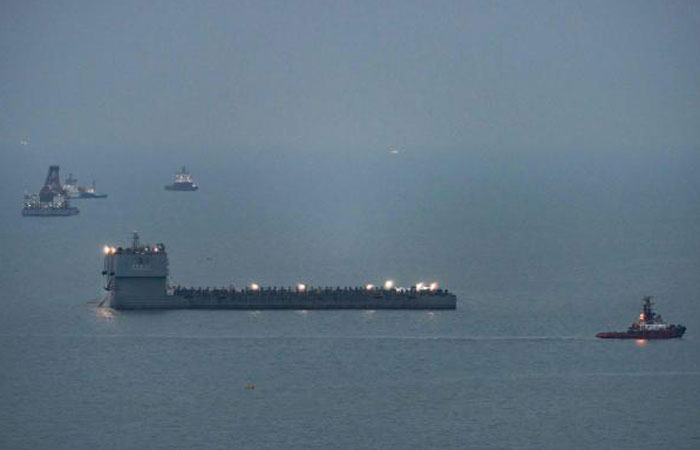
{"left": 164, "top": 166, "right": 198, "bottom": 191}
{"left": 101, "top": 233, "right": 457, "bottom": 310}
{"left": 22, "top": 165, "right": 79, "bottom": 217}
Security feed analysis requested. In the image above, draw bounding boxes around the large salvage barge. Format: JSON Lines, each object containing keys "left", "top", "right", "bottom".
{"left": 101, "top": 233, "right": 457, "bottom": 310}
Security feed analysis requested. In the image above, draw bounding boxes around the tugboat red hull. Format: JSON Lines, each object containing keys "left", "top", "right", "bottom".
{"left": 597, "top": 297, "right": 686, "bottom": 339}
{"left": 596, "top": 328, "right": 686, "bottom": 339}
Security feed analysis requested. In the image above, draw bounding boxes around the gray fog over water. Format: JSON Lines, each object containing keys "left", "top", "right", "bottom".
{"left": 1, "top": 1, "right": 700, "bottom": 449}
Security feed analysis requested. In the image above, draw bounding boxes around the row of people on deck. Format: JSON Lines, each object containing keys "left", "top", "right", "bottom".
{"left": 172, "top": 285, "right": 448, "bottom": 297}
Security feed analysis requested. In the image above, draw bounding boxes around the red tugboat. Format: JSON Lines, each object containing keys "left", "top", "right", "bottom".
{"left": 596, "top": 296, "right": 686, "bottom": 339}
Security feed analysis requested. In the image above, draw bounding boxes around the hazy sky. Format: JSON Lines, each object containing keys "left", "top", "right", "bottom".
{"left": 1, "top": 0, "right": 699, "bottom": 158}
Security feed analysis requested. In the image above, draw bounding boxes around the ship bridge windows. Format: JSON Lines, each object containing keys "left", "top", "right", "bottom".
{"left": 132, "top": 256, "right": 151, "bottom": 270}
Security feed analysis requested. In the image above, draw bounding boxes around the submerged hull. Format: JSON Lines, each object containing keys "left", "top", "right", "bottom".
{"left": 106, "top": 291, "right": 457, "bottom": 310}
{"left": 596, "top": 328, "right": 685, "bottom": 339}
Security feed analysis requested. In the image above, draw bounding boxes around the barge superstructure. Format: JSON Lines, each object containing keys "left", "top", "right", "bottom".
{"left": 101, "top": 233, "right": 457, "bottom": 310}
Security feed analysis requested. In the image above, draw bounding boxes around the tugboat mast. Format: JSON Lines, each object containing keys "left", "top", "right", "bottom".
{"left": 642, "top": 296, "right": 655, "bottom": 324}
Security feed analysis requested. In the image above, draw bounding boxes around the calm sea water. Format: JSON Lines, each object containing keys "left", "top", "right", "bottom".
{"left": 1, "top": 148, "right": 699, "bottom": 449}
